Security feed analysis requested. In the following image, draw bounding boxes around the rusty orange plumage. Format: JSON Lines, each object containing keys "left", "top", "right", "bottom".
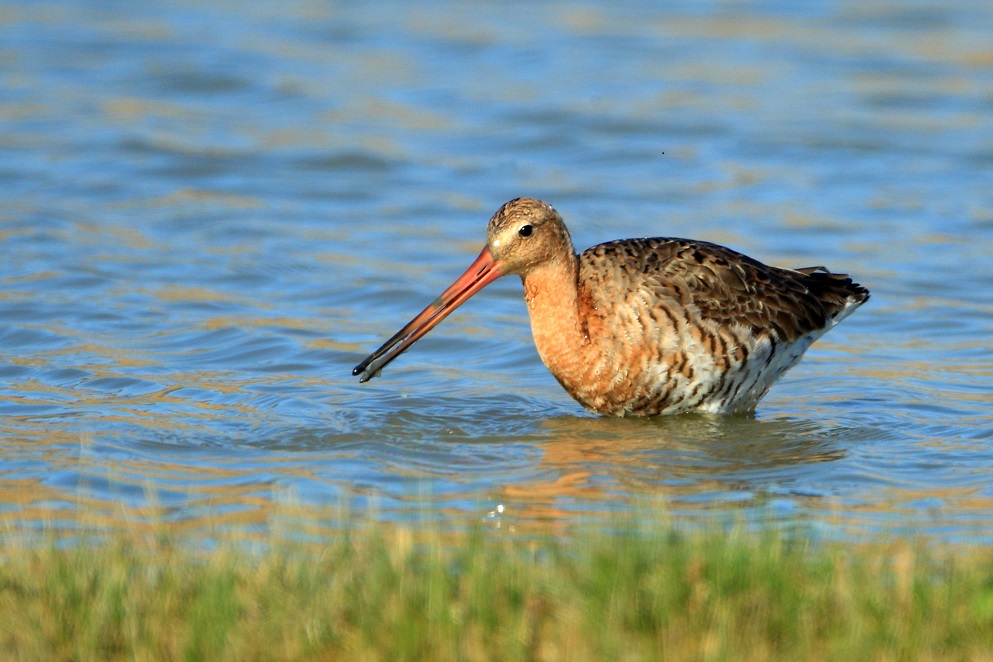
{"left": 353, "top": 197, "right": 869, "bottom": 416}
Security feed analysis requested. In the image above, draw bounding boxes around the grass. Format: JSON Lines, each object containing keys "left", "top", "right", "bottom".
{"left": 1, "top": 516, "right": 993, "bottom": 661}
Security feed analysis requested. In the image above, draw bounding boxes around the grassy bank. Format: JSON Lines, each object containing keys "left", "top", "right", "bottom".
{"left": 1, "top": 521, "right": 992, "bottom": 661}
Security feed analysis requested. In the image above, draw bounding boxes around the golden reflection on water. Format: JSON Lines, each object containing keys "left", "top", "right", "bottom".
{"left": 487, "top": 415, "right": 847, "bottom": 533}
{"left": 0, "top": 424, "right": 320, "bottom": 542}
{"left": 3, "top": 393, "right": 993, "bottom": 542}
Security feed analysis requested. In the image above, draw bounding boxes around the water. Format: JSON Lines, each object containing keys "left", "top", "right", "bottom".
{"left": 2, "top": 0, "right": 992, "bottom": 541}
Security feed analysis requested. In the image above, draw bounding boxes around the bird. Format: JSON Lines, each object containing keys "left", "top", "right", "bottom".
{"left": 353, "top": 197, "right": 869, "bottom": 416}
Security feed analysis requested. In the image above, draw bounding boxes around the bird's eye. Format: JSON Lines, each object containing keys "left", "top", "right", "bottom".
{"left": 518, "top": 224, "right": 533, "bottom": 237}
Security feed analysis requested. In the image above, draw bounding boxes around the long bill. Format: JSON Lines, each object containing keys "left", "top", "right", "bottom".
{"left": 352, "top": 246, "right": 505, "bottom": 382}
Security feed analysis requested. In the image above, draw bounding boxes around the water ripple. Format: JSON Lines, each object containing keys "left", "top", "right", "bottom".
{"left": 1, "top": 0, "right": 993, "bottom": 542}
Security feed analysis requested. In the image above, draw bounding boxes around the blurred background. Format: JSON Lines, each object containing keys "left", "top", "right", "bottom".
{"left": 1, "top": 0, "right": 992, "bottom": 541}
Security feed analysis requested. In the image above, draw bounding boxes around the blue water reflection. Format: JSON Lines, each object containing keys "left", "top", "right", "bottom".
{"left": 1, "top": 0, "right": 992, "bottom": 542}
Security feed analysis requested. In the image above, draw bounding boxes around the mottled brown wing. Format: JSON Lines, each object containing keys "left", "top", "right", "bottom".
{"left": 579, "top": 238, "right": 866, "bottom": 343}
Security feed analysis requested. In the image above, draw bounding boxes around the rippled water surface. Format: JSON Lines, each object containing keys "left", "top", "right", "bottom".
{"left": 2, "top": 0, "right": 993, "bottom": 541}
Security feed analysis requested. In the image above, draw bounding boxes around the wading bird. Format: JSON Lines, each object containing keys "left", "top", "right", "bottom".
{"left": 353, "top": 197, "right": 868, "bottom": 416}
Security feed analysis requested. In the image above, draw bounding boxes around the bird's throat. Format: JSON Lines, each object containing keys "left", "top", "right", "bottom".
{"left": 520, "top": 256, "right": 596, "bottom": 393}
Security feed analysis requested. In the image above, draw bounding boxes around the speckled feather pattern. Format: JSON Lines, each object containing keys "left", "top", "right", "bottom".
{"left": 505, "top": 201, "right": 869, "bottom": 416}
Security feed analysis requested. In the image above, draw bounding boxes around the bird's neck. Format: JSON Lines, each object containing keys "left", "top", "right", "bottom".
{"left": 520, "top": 254, "right": 592, "bottom": 389}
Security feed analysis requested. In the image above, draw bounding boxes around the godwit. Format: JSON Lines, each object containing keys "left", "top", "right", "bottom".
{"left": 353, "top": 197, "right": 869, "bottom": 416}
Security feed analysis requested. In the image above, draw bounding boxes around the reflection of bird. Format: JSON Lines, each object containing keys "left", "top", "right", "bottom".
{"left": 354, "top": 197, "right": 869, "bottom": 416}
